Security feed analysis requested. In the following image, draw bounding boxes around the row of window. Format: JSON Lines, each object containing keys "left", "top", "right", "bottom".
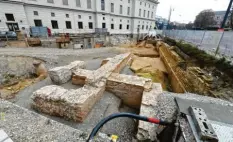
{"left": 34, "top": 19, "right": 131, "bottom": 30}
{"left": 34, "top": 19, "right": 92, "bottom": 29}
{"left": 138, "top": 24, "right": 152, "bottom": 30}
{"left": 34, "top": 11, "right": 132, "bottom": 23}
{"left": 139, "top": 1, "right": 155, "bottom": 9}
{"left": 110, "top": 3, "right": 130, "bottom": 15}
{"left": 110, "top": 24, "right": 130, "bottom": 30}
{"left": 33, "top": 11, "right": 93, "bottom": 20}
{"left": 46, "top": 0, "right": 92, "bottom": 9}
{"left": 139, "top": 9, "right": 154, "bottom": 19}
{"left": 37, "top": 0, "right": 154, "bottom": 18}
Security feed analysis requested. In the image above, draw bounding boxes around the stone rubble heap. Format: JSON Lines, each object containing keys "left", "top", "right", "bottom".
{"left": 110, "top": 35, "right": 131, "bottom": 46}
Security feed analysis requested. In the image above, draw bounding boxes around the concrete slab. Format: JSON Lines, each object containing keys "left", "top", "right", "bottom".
{"left": 137, "top": 91, "right": 233, "bottom": 141}
{"left": 0, "top": 130, "right": 13, "bottom": 142}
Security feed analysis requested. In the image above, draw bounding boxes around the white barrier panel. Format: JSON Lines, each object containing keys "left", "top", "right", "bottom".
{"left": 164, "top": 30, "right": 233, "bottom": 58}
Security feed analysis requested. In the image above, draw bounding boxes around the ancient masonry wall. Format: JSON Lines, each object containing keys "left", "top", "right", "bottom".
{"left": 137, "top": 83, "right": 163, "bottom": 141}
{"left": 31, "top": 53, "right": 132, "bottom": 122}
{"left": 32, "top": 85, "right": 105, "bottom": 122}
{"left": 158, "top": 43, "right": 186, "bottom": 93}
{"left": 106, "top": 73, "right": 153, "bottom": 108}
{"left": 159, "top": 42, "right": 213, "bottom": 95}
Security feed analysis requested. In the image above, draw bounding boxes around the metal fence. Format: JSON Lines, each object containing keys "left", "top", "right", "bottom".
{"left": 163, "top": 30, "right": 233, "bottom": 59}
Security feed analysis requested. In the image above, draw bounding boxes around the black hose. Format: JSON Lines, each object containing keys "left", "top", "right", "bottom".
{"left": 87, "top": 113, "right": 172, "bottom": 142}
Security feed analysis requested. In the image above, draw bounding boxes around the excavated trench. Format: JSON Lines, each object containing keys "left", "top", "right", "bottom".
{"left": 0, "top": 54, "right": 139, "bottom": 142}
{"left": 2, "top": 40, "right": 233, "bottom": 141}
{"left": 0, "top": 44, "right": 177, "bottom": 141}
{"left": 119, "top": 40, "right": 172, "bottom": 92}
{"left": 163, "top": 37, "right": 233, "bottom": 102}
{"left": 0, "top": 56, "right": 44, "bottom": 99}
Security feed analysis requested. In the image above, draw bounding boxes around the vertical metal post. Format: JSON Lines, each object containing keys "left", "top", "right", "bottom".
{"left": 137, "top": 26, "right": 140, "bottom": 42}
{"left": 221, "top": 0, "right": 233, "bottom": 28}
{"left": 6, "top": 34, "right": 8, "bottom": 42}
{"left": 199, "top": 30, "right": 206, "bottom": 48}
{"left": 215, "top": 31, "right": 225, "bottom": 56}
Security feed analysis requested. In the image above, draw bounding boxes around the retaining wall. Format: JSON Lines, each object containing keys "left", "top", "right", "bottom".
{"left": 158, "top": 42, "right": 186, "bottom": 93}
{"left": 158, "top": 42, "right": 213, "bottom": 95}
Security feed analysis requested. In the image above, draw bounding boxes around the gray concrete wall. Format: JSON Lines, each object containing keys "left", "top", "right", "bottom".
{"left": 164, "top": 30, "right": 233, "bottom": 58}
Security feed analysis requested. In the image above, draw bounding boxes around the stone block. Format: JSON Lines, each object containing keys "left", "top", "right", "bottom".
{"left": 31, "top": 85, "right": 105, "bottom": 122}
{"left": 86, "top": 53, "right": 131, "bottom": 85}
{"left": 49, "top": 61, "right": 85, "bottom": 84}
{"left": 72, "top": 69, "right": 94, "bottom": 85}
{"left": 106, "top": 73, "right": 152, "bottom": 108}
{"left": 67, "top": 61, "right": 85, "bottom": 71}
{"left": 49, "top": 67, "right": 72, "bottom": 84}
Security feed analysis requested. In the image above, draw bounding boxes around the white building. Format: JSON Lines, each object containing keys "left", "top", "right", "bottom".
{"left": 214, "top": 11, "right": 230, "bottom": 28}
{"left": 0, "top": 0, "right": 158, "bottom": 35}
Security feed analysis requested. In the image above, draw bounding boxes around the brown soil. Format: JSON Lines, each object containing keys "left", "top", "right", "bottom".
{"left": 119, "top": 41, "right": 170, "bottom": 90}
{"left": 0, "top": 78, "right": 36, "bottom": 99}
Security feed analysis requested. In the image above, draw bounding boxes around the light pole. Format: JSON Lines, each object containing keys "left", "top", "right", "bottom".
{"left": 167, "top": 6, "right": 174, "bottom": 29}
{"left": 221, "top": 0, "right": 233, "bottom": 29}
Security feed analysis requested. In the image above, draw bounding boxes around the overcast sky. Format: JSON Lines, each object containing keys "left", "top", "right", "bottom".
{"left": 156, "top": 0, "right": 230, "bottom": 23}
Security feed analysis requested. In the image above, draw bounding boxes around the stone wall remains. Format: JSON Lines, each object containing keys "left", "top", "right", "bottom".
{"left": 159, "top": 42, "right": 213, "bottom": 95}
{"left": 32, "top": 53, "right": 131, "bottom": 122}
{"left": 106, "top": 73, "right": 152, "bottom": 108}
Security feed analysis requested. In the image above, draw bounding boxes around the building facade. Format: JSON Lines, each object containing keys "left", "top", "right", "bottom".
{"left": 214, "top": 11, "right": 231, "bottom": 28}
{"left": 0, "top": 0, "right": 158, "bottom": 34}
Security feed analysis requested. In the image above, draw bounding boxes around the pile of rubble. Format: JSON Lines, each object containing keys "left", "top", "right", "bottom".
{"left": 110, "top": 35, "right": 132, "bottom": 46}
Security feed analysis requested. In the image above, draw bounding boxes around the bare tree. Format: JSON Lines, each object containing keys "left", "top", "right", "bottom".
{"left": 185, "top": 22, "right": 194, "bottom": 29}
{"left": 194, "top": 9, "right": 216, "bottom": 28}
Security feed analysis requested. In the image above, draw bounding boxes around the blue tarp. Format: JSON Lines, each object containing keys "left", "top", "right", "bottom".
{"left": 30, "top": 27, "right": 47, "bottom": 37}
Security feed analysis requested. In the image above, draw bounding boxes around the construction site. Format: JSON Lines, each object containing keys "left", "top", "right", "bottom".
{"left": 1, "top": 33, "right": 233, "bottom": 142}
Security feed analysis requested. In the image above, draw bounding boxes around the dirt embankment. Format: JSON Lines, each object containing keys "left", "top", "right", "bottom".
{"left": 0, "top": 56, "right": 45, "bottom": 99}
{"left": 163, "top": 37, "right": 233, "bottom": 102}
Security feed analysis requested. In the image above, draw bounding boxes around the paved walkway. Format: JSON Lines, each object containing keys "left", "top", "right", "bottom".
{"left": 0, "top": 47, "right": 117, "bottom": 57}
